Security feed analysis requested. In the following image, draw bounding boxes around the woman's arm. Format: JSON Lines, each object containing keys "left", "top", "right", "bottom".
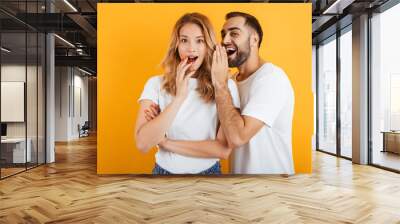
{"left": 135, "top": 98, "right": 185, "bottom": 153}
{"left": 158, "top": 127, "right": 232, "bottom": 159}
{"left": 135, "top": 58, "right": 195, "bottom": 153}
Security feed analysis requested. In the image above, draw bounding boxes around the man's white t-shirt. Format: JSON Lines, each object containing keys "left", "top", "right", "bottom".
{"left": 138, "top": 75, "right": 240, "bottom": 174}
{"left": 232, "top": 63, "right": 295, "bottom": 174}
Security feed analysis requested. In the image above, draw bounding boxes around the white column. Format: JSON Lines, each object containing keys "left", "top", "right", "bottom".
{"left": 46, "top": 32, "right": 55, "bottom": 163}
{"left": 352, "top": 14, "right": 369, "bottom": 164}
{"left": 45, "top": 1, "right": 56, "bottom": 163}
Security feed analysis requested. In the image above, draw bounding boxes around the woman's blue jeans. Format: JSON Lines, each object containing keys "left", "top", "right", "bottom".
{"left": 152, "top": 162, "right": 221, "bottom": 175}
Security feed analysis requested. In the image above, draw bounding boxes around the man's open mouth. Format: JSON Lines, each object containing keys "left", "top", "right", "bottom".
{"left": 225, "top": 46, "right": 237, "bottom": 56}
{"left": 187, "top": 56, "right": 198, "bottom": 63}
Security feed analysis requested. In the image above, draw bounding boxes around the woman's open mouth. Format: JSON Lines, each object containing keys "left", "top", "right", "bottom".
{"left": 187, "top": 56, "right": 198, "bottom": 64}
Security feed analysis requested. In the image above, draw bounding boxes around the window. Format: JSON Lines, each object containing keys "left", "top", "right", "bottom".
{"left": 339, "top": 28, "right": 352, "bottom": 158}
{"left": 371, "top": 2, "right": 400, "bottom": 171}
{"left": 318, "top": 36, "right": 337, "bottom": 154}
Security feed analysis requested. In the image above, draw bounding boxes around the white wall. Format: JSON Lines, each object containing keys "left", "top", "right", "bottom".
{"left": 55, "top": 67, "right": 89, "bottom": 141}
{"left": 73, "top": 73, "right": 89, "bottom": 137}
{"left": 55, "top": 67, "right": 70, "bottom": 141}
{"left": 1, "top": 82, "right": 25, "bottom": 122}
{"left": 1, "top": 66, "right": 25, "bottom": 132}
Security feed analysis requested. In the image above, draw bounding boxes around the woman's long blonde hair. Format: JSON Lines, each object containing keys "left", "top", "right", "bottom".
{"left": 161, "top": 13, "right": 216, "bottom": 103}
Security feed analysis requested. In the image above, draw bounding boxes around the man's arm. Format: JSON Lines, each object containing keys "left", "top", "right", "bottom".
{"left": 214, "top": 85, "right": 264, "bottom": 148}
{"left": 211, "top": 45, "right": 264, "bottom": 148}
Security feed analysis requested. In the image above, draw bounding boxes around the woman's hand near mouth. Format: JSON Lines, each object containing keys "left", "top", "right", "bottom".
{"left": 176, "top": 57, "right": 195, "bottom": 101}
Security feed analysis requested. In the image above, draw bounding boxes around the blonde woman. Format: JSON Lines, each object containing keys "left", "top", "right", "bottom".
{"left": 135, "top": 13, "right": 240, "bottom": 174}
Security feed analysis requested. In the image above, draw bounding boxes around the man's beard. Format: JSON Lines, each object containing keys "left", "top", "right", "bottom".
{"left": 228, "top": 38, "right": 251, "bottom": 68}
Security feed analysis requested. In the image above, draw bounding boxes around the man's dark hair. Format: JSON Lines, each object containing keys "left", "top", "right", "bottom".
{"left": 225, "top": 12, "right": 263, "bottom": 48}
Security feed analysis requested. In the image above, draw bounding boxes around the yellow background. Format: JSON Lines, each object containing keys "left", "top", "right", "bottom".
{"left": 98, "top": 3, "right": 313, "bottom": 174}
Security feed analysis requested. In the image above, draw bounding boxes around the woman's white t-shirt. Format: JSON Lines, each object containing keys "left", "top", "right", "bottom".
{"left": 138, "top": 75, "right": 240, "bottom": 174}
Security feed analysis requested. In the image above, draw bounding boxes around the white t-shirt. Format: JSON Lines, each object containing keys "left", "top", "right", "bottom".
{"left": 232, "top": 63, "right": 295, "bottom": 174}
{"left": 138, "top": 75, "right": 240, "bottom": 174}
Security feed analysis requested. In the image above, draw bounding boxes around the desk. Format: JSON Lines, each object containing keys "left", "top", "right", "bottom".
{"left": 1, "top": 138, "right": 31, "bottom": 163}
{"left": 382, "top": 131, "right": 400, "bottom": 154}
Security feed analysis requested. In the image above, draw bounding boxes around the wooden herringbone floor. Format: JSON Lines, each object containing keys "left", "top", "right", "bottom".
{"left": 1, "top": 134, "right": 400, "bottom": 224}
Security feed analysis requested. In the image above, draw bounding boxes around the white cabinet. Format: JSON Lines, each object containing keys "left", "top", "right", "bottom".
{"left": 1, "top": 138, "right": 32, "bottom": 163}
